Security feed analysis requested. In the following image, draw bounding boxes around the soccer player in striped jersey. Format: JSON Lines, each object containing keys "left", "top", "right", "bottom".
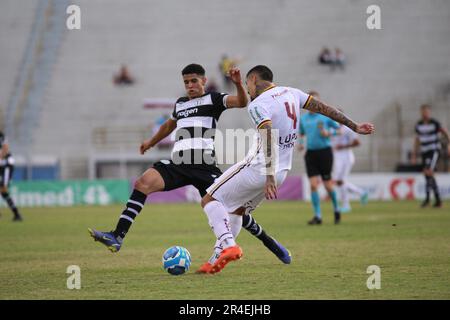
{"left": 200, "top": 65, "right": 374, "bottom": 274}
{"left": 89, "top": 64, "right": 292, "bottom": 266}
{"left": 0, "top": 131, "right": 23, "bottom": 221}
{"left": 411, "top": 104, "right": 450, "bottom": 208}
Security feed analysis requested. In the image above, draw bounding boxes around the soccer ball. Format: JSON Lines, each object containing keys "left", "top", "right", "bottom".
{"left": 162, "top": 246, "right": 191, "bottom": 275}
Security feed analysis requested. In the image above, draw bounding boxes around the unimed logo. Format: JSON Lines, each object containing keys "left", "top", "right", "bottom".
{"left": 8, "top": 186, "right": 75, "bottom": 207}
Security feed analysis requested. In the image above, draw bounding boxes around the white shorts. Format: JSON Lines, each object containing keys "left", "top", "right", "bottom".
{"left": 333, "top": 156, "right": 354, "bottom": 181}
{"left": 207, "top": 160, "right": 288, "bottom": 213}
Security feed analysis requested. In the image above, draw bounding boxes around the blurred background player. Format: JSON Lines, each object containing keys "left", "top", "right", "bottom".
{"left": 298, "top": 91, "right": 341, "bottom": 225}
{"left": 0, "top": 131, "right": 23, "bottom": 221}
{"left": 200, "top": 65, "right": 375, "bottom": 273}
{"left": 411, "top": 104, "right": 450, "bottom": 208}
{"left": 89, "top": 64, "right": 291, "bottom": 266}
{"left": 331, "top": 116, "right": 368, "bottom": 213}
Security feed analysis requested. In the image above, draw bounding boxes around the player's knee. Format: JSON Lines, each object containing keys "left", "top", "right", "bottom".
{"left": 134, "top": 176, "right": 156, "bottom": 195}
{"left": 201, "top": 194, "right": 214, "bottom": 208}
{"left": 0, "top": 186, "right": 7, "bottom": 194}
{"left": 231, "top": 207, "right": 246, "bottom": 216}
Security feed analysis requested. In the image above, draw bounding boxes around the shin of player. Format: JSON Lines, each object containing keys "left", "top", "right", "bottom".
{"left": 332, "top": 119, "right": 368, "bottom": 212}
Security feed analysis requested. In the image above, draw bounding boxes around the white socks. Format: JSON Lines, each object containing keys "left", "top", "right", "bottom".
{"left": 204, "top": 202, "right": 242, "bottom": 265}
{"left": 229, "top": 213, "right": 243, "bottom": 238}
{"left": 338, "top": 185, "right": 350, "bottom": 209}
{"left": 204, "top": 201, "right": 236, "bottom": 250}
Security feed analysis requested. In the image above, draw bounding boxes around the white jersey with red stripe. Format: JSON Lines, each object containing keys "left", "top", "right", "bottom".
{"left": 246, "top": 86, "right": 310, "bottom": 172}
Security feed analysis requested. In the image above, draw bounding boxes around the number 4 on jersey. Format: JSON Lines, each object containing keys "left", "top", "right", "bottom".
{"left": 284, "top": 102, "right": 297, "bottom": 129}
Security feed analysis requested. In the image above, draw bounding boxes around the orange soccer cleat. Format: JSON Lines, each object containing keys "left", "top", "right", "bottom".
{"left": 196, "top": 262, "right": 214, "bottom": 274}
{"left": 209, "top": 245, "right": 243, "bottom": 274}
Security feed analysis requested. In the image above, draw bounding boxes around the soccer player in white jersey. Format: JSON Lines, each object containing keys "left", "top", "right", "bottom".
{"left": 200, "top": 65, "right": 375, "bottom": 274}
{"left": 332, "top": 119, "right": 368, "bottom": 213}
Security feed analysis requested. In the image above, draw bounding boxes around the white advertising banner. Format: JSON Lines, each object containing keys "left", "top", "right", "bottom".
{"left": 302, "top": 173, "right": 450, "bottom": 201}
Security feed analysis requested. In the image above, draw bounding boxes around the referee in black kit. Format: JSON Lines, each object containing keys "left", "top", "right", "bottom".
{"left": 412, "top": 104, "right": 450, "bottom": 208}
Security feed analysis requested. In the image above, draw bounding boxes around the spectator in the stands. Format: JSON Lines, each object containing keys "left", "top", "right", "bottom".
{"left": 219, "top": 54, "right": 238, "bottom": 91}
{"left": 318, "top": 47, "right": 332, "bottom": 65}
{"left": 332, "top": 48, "right": 346, "bottom": 71}
{"left": 206, "top": 78, "right": 219, "bottom": 93}
{"left": 113, "top": 65, "right": 135, "bottom": 85}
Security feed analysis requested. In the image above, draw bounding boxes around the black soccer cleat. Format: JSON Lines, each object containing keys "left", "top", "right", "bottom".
{"left": 433, "top": 200, "right": 442, "bottom": 208}
{"left": 334, "top": 211, "right": 341, "bottom": 225}
{"left": 308, "top": 216, "right": 322, "bottom": 225}
{"left": 12, "top": 214, "right": 23, "bottom": 222}
{"left": 420, "top": 200, "right": 430, "bottom": 208}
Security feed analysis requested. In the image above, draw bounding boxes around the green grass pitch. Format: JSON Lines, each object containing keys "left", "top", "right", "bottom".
{"left": 0, "top": 201, "right": 449, "bottom": 299}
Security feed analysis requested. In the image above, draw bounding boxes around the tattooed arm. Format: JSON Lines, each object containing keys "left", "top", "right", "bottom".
{"left": 259, "top": 121, "right": 278, "bottom": 200}
{"left": 304, "top": 97, "right": 374, "bottom": 135}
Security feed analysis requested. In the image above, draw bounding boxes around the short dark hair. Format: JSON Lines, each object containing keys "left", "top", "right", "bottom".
{"left": 246, "top": 65, "right": 273, "bottom": 82}
{"left": 182, "top": 64, "right": 205, "bottom": 76}
{"left": 421, "top": 104, "right": 431, "bottom": 110}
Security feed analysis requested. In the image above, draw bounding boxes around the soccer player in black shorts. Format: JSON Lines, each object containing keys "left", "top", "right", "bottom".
{"left": 412, "top": 104, "right": 450, "bottom": 208}
{"left": 0, "top": 131, "right": 23, "bottom": 221}
{"left": 89, "top": 64, "right": 291, "bottom": 268}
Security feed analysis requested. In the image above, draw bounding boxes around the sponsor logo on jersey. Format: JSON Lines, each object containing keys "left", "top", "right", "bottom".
{"left": 177, "top": 108, "right": 199, "bottom": 118}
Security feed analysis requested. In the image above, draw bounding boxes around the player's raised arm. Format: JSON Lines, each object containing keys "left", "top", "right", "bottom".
{"left": 140, "top": 118, "right": 177, "bottom": 154}
{"left": 225, "top": 67, "right": 248, "bottom": 108}
{"left": 304, "top": 97, "right": 375, "bottom": 135}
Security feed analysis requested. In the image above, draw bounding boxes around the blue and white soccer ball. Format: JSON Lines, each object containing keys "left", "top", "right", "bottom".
{"left": 162, "top": 246, "right": 192, "bottom": 275}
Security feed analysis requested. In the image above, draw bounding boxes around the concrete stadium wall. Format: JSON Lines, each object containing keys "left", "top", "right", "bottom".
{"left": 2, "top": 0, "right": 450, "bottom": 178}
{"left": 0, "top": 0, "right": 38, "bottom": 127}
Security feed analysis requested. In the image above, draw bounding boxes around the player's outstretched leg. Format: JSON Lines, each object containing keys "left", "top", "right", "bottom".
{"left": 88, "top": 189, "right": 146, "bottom": 252}
{"left": 197, "top": 212, "right": 244, "bottom": 274}
{"left": 242, "top": 213, "right": 291, "bottom": 264}
{"left": 1, "top": 190, "right": 22, "bottom": 222}
{"left": 88, "top": 168, "right": 163, "bottom": 252}
{"left": 202, "top": 195, "right": 242, "bottom": 274}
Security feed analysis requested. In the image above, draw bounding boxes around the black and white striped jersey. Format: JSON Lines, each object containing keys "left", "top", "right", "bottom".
{"left": 170, "top": 92, "right": 228, "bottom": 163}
{"left": 0, "top": 131, "right": 13, "bottom": 166}
{"left": 415, "top": 119, "right": 441, "bottom": 154}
